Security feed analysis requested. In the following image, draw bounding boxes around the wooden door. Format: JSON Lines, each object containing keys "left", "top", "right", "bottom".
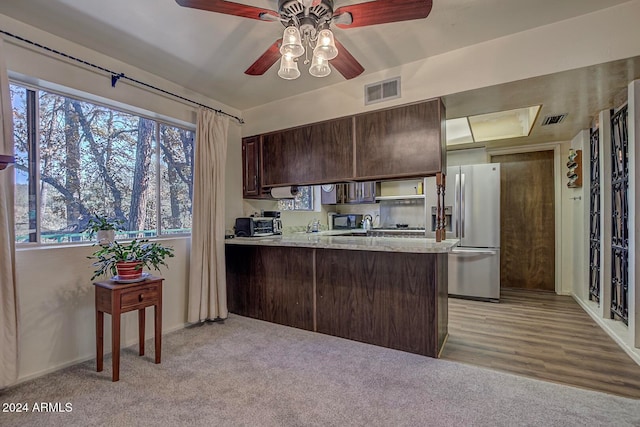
{"left": 491, "top": 151, "right": 555, "bottom": 291}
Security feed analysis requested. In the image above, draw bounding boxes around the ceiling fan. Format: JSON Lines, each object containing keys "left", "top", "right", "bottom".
{"left": 175, "top": 0, "right": 433, "bottom": 80}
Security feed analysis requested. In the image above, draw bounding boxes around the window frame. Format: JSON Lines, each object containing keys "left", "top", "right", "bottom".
{"left": 10, "top": 78, "right": 196, "bottom": 247}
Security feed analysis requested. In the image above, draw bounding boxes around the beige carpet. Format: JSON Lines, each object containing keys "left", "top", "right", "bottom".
{"left": 1, "top": 315, "right": 639, "bottom": 426}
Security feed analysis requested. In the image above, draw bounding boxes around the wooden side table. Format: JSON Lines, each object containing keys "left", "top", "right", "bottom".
{"left": 93, "top": 275, "right": 164, "bottom": 382}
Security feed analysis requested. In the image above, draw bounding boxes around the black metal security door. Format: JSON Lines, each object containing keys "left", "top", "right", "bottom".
{"left": 589, "top": 127, "right": 600, "bottom": 303}
{"left": 610, "top": 106, "right": 628, "bottom": 325}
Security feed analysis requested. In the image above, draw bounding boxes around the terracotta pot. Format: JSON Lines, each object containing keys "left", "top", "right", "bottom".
{"left": 116, "top": 261, "right": 143, "bottom": 280}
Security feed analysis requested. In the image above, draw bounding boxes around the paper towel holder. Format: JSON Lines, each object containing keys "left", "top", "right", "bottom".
{"left": 270, "top": 185, "right": 300, "bottom": 199}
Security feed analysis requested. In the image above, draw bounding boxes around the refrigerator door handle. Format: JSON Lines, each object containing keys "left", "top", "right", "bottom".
{"left": 460, "top": 173, "right": 465, "bottom": 238}
{"left": 454, "top": 173, "right": 460, "bottom": 238}
{"left": 451, "top": 248, "right": 498, "bottom": 256}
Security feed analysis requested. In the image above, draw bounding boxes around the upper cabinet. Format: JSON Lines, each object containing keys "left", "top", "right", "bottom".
{"left": 242, "top": 136, "right": 271, "bottom": 199}
{"left": 261, "top": 117, "right": 354, "bottom": 187}
{"left": 241, "top": 98, "right": 445, "bottom": 195}
{"left": 355, "top": 99, "right": 446, "bottom": 180}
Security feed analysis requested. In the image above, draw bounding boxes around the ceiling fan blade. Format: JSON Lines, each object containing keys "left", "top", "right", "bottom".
{"left": 331, "top": 40, "right": 364, "bottom": 80}
{"left": 175, "top": 0, "right": 279, "bottom": 21}
{"left": 245, "top": 39, "right": 282, "bottom": 76}
{"left": 334, "top": 0, "right": 433, "bottom": 29}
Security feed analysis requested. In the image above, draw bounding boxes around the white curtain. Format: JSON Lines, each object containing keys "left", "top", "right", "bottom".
{"left": 188, "top": 108, "right": 229, "bottom": 323}
{"left": 0, "top": 38, "right": 19, "bottom": 389}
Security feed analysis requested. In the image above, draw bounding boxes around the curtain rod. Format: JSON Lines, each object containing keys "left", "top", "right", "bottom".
{"left": 0, "top": 29, "right": 245, "bottom": 124}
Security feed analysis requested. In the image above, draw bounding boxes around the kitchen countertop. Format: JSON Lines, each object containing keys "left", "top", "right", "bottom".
{"left": 225, "top": 230, "right": 459, "bottom": 254}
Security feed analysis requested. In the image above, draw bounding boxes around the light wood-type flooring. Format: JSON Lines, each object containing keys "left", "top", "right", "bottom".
{"left": 441, "top": 289, "right": 640, "bottom": 399}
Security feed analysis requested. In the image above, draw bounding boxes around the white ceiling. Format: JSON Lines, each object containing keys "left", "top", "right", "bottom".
{"left": 0, "top": 0, "right": 638, "bottom": 146}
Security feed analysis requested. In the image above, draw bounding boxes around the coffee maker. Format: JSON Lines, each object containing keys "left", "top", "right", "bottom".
{"left": 262, "top": 210, "right": 282, "bottom": 235}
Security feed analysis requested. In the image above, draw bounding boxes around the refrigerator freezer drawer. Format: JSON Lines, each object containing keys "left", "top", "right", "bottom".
{"left": 449, "top": 248, "right": 500, "bottom": 301}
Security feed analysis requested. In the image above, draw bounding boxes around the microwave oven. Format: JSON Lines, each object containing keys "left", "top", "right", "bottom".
{"left": 234, "top": 217, "right": 281, "bottom": 237}
{"left": 331, "top": 214, "right": 363, "bottom": 229}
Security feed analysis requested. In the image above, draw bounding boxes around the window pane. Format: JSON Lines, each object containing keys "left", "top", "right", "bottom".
{"left": 159, "top": 124, "right": 193, "bottom": 234}
{"left": 278, "top": 186, "right": 313, "bottom": 211}
{"left": 10, "top": 82, "right": 194, "bottom": 244}
{"left": 10, "top": 84, "right": 33, "bottom": 243}
{"left": 37, "top": 90, "right": 157, "bottom": 243}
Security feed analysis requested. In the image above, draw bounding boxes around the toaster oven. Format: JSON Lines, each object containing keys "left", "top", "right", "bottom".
{"left": 234, "top": 217, "right": 279, "bottom": 237}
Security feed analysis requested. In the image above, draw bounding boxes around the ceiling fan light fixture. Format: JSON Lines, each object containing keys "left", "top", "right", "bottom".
{"left": 313, "top": 28, "right": 338, "bottom": 60}
{"left": 280, "top": 25, "right": 305, "bottom": 58}
{"left": 309, "top": 51, "right": 331, "bottom": 77}
{"left": 278, "top": 54, "right": 301, "bottom": 80}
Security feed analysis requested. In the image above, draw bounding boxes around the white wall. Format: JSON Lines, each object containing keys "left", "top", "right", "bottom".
{"left": 0, "top": 14, "right": 245, "bottom": 382}
{"left": 562, "top": 132, "right": 590, "bottom": 298}
{"left": 570, "top": 83, "right": 640, "bottom": 365}
{"left": 242, "top": 1, "right": 640, "bottom": 136}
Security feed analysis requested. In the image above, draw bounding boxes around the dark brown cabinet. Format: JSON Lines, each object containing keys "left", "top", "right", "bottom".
{"left": 242, "top": 98, "right": 445, "bottom": 193}
{"left": 261, "top": 117, "right": 354, "bottom": 187}
{"left": 226, "top": 245, "right": 314, "bottom": 331}
{"left": 315, "top": 249, "right": 448, "bottom": 357}
{"left": 225, "top": 243, "right": 448, "bottom": 358}
{"left": 320, "top": 182, "right": 380, "bottom": 204}
{"left": 355, "top": 99, "right": 445, "bottom": 180}
{"left": 344, "top": 181, "right": 380, "bottom": 204}
{"left": 242, "top": 136, "right": 271, "bottom": 199}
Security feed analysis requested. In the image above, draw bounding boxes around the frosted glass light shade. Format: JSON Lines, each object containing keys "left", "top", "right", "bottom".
{"left": 278, "top": 54, "right": 300, "bottom": 80}
{"left": 313, "top": 29, "right": 338, "bottom": 60}
{"left": 280, "top": 26, "right": 304, "bottom": 58}
{"left": 309, "top": 51, "right": 331, "bottom": 77}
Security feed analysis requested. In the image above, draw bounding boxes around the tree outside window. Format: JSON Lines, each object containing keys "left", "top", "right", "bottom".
{"left": 10, "top": 83, "right": 194, "bottom": 244}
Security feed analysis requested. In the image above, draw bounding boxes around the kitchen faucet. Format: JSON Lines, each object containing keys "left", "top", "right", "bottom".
{"left": 307, "top": 218, "right": 320, "bottom": 233}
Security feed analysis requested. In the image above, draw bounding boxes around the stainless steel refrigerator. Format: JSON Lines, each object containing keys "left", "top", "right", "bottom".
{"left": 426, "top": 163, "right": 501, "bottom": 301}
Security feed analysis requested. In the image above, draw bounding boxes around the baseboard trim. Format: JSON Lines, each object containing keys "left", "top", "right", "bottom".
{"left": 14, "top": 322, "right": 189, "bottom": 385}
{"left": 571, "top": 293, "right": 640, "bottom": 366}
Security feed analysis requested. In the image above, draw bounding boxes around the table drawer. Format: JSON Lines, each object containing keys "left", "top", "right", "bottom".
{"left": 120, "top": 285, "right": 159, "bottom": 311}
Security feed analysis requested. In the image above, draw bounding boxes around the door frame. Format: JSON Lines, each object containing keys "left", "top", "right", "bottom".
{"left": 486, "top": 142, "right": 563, "bottom": 294}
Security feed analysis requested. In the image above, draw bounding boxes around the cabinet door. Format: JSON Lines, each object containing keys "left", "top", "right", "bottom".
{"left": 355, "top": 99, "right": 445, "bottom": 180}
{"left": 343, "top": 182, "right": 378, "bottom": 204}
{"left": 262, "top": 117, "right": 354, "bottom": 186}
{"left": 242, "top": 136, "right": 260, "bottom": 197}
{"left": 359, "top": 182, "right": 379, "bottom": 203}
{"left": 345, "top": 182, "right": 359, "bottom": 203}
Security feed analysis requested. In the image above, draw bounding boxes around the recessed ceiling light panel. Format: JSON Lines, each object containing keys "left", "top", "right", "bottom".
{"left": 468, "top": 105, "right": 541, "bottom": 142}
{"left": 445, "top": 118, "right": 474, "bottom": 145}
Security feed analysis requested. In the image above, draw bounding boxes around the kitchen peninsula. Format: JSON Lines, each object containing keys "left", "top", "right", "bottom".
{"left": 225, "top": 233, "right": 458, "bottom": 358}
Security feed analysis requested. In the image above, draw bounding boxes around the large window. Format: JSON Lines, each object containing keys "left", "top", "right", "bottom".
{"left": 10, "top": 83, "right": 194, "bottom": 244}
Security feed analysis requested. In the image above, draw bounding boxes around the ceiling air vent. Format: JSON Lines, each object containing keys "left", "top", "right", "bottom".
{"left": 541, "top": 113, "right": 568, "bottom": 126}
{"left": 365, "top": 77, "right": 401, "bottom": 105}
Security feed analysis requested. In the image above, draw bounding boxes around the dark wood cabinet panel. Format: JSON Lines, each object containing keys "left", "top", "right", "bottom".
{"left": 262, "top": 117, "right": 354, "bottom": 186}
{"left": 315, "top": 249, "right": 447, "bottom": 357}
{"left": 355, "top": 99, "right": 445, "bottom": 180}
{"left": 242, "top": 136, "right": 260, "bottom": 197}
{"left": 345, "top": 181, "right": 380, "bottom": 203}
{"left": 320, "top": 182, "right": 379, "bottom": 204}
{"left": 226, "top": 245, "right": 314, "bottom": 331}
{"left": 242, "top": 136, "right": 272, "bottom": 199}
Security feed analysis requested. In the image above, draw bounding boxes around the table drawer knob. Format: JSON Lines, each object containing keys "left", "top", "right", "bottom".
{"left": 139, "top": 294, "right": 144, "bottom": 302}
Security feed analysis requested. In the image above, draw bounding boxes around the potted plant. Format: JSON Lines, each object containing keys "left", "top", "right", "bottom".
{"left": 89, "top": 239, "right": 175, "bottom": 281}
{"left": 84, "top": 213, "right": 124, "bottom": 245}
